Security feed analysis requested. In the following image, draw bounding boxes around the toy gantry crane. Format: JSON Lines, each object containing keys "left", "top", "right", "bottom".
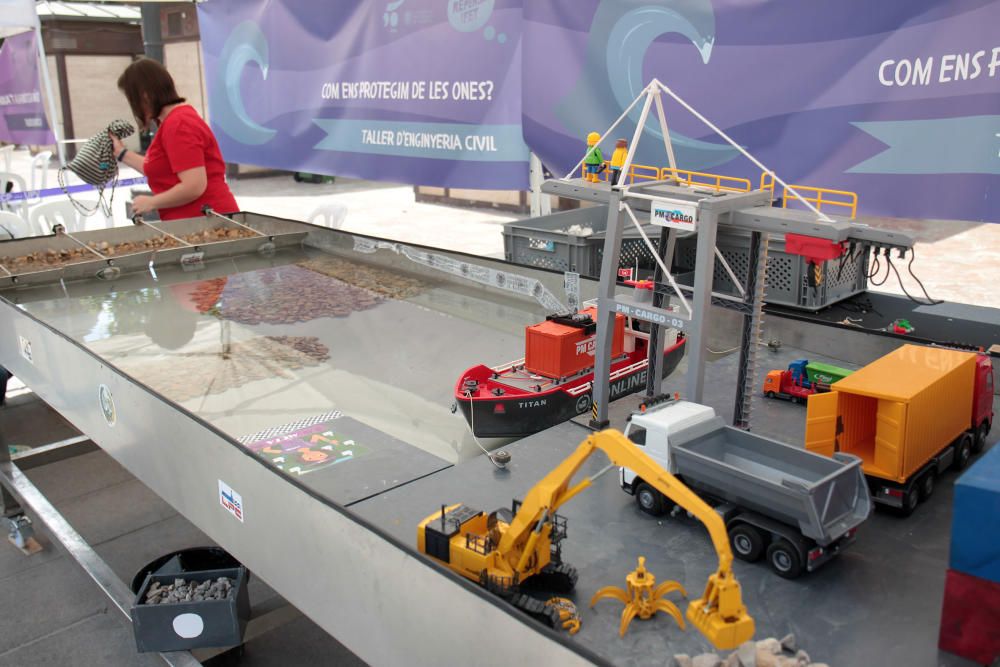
{"left": 543, "top": 79, "right": 915, "bottom": 430}
{"left": 416, "top": 429, "right": 755, "bottom": 650}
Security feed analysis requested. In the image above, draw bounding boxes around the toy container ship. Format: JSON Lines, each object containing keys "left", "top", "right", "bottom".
{"left": 454, "top": 306, "right": 685, "bottom": 438}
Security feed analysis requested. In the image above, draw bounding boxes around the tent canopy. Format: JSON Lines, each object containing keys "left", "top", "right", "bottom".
{"left": 0, "top": 0, "right": 37, "bottom": 38}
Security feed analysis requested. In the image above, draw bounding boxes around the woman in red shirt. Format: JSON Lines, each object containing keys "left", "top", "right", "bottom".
{"left": 111, "top": 59, "right": 238, "bottom": 220}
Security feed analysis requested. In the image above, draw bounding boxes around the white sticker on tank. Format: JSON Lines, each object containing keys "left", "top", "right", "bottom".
{"left": 18, "top": 335, "right": 32, "bottom": 364}
{"left": 172, "top": 613, "right": 205, "bottom": 639}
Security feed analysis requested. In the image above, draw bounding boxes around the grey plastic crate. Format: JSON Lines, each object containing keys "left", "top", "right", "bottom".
{"left": 503, "top": 205, "right": 659, "bottom": 276}
{"left": 675, "top": 231, "right": 868, "bottom": 311}
{"left": 504, "top": 209, "right": 867, "bottom": 311}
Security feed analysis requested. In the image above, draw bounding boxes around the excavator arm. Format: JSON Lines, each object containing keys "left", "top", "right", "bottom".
{"left": 495, "top": 429, "right": 754, "bottom": 650}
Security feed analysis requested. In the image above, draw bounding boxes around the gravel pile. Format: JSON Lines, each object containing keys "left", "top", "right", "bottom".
{"left": 671, "top": 635, "right": 830, "bottom": 667}
{"left": 119, "top": 335, "right": 330, "bottom": 402}
{"left": 202, "top": 264, "right": 384, "bottom": 326}
{"left": 180, "top": 227, "right": 258, "bottom": 245}
{"left": 298, "top": 255, "right": 428, "bottom": 300}
{"left": 87, "top": 235, "right": 181, "bottom": 257}
{"left": 142, "top": 577, "right": 234, "bottom": 605}
{"left": 0, "top": 226, "right": 258, "bottom": 274}
{"left": 1, "top": 247, "right": 94, "bottom": 271}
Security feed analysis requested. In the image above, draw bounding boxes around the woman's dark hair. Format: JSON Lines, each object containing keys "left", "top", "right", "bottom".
{"left": 117, "top": 58, "right": 185, "bottom": 128}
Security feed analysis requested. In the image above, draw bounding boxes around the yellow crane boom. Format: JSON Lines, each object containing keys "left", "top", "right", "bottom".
{"left": 418, "top": 427, "right": 754, "bottom": 649}
{"left": 497, "top": 429, "right": 753, "bottom": 649}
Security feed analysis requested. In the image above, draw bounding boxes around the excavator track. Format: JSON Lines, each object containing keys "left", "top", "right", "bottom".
{"left": 524, "top": 561, "right": 578, "bottom": 594}
{"left": 509, "top": 593, "right": 562, "bottom": 629}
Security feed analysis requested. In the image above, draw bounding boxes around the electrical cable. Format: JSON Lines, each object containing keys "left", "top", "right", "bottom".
{"left": 904, "top": 246, "right": 944, "bottom": 305}
{"left": 465, "top": 390, "right": 507, "bottom": 470}
{"left": 885, "top": 250, "right": 944, "bottom": 306}
{"left": 868, "top": 249, "right": 891, "bottom": 286}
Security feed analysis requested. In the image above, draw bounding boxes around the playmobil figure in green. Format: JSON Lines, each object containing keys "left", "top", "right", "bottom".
{"left": 584, "top": 132, "right": 604, "bottom": 183}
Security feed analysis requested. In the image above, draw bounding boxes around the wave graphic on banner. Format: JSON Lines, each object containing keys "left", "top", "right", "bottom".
{"left": 210, "top": 21, "right": 277, "bottom": 146}
{"left": 555, "top": 0, "right": 739, "bottom": 170}
{"left": 849, "top": 115, "right": 1000, "bottom": 175}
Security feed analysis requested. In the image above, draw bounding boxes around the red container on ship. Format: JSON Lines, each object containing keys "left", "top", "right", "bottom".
{"left": 525, "top": 307, "right": 625, "bottom": 379}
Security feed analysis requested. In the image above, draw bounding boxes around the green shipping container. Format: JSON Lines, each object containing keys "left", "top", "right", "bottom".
{"left": 806, "top": 361, "right": 853, "bottom": 386}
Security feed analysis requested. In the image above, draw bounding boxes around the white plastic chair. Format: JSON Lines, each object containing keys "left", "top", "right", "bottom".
{"left": 307, "top": 201, "right": 348, "bottom": 229}
{"left": 72, "top": 198, "right": 114, "bottom": 230}
{"left": 30, "top": 200, "right": 81, "bottom": 235}
{"left": 0, "top": 210, "right": 35, "bottom": 239}
{"left": 0, "top": 145, "right": 12, "bottom": 173}
{"left": 30, "top": 151, "right": 52, "bottom": 195}
{"left": 0, "top": 172, "right": 29, "bottom": 220}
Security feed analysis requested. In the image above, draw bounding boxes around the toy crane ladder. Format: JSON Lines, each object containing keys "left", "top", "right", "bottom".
{"left": 542, "top": 79, "right": 912, "bottom": 429}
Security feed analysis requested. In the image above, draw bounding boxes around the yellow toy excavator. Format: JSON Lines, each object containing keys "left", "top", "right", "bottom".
{"left": 416, "top": 429, "right": 755, "bottom": 650}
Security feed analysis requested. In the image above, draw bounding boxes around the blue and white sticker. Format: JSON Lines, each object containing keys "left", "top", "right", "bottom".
{"left": 218, "top": 479, "right": 244, "bottom": 523}
{"left": 650, "top": 198, "right": 698, "bottom": 231}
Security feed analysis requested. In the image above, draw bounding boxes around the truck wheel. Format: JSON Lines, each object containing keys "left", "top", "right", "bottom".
{"left": 766, "top": 540, "right": 804, "bottom": 579}
{"left": 952, "top": 434, "right": 973, "bottom": 471}
{"left": 919, "top": 471, "right": 935, "bottom": 502}
{"left": 765, "top": 391, "right": 775, "bottom": 399}
{"left": 635, "top": 482, "right": 665, "bottom": 516}
{"left": 898, "top": 486, "right": 920, "bottom": 517}
{"left": 728, "top": 524, "right": 765, "bottom": 562}
{"left": 973, "top": 422, "right": 990, "bottom": 454}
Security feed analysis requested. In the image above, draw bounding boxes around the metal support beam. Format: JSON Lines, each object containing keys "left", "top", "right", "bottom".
{"left": 732, "top": 231, "right": 767, "bottom": 428}
{"left": 591, "top": 193, "right": 626, "bottom": 428}
{"left": 0, "top": 425, "right": 21, "bottom": 518}
{"left": 684, "top": 209, "right": 720, "bottom": 403}
{"left": 140, "top": 4, "right": 165, "bottom": 63}
{"left": 529, "top": 153, "right": 551, "bottom": 218}
{"left": 646, "top": 226, "right": 675, "bottom": 397}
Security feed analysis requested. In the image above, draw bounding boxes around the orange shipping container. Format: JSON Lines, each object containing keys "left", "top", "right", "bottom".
{"left": 805, "top": 345, "right": 976, "bottom": 483}
{"left": 524, "top": 307, "right": 624, "bottom": 379}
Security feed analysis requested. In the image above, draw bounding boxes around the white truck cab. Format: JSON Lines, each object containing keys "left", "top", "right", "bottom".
{"left": 621, "top": 399, "right": 716, "bottom": 478}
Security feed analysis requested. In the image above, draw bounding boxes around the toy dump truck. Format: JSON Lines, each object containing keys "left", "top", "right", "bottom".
{"left": 763, "top": 359, "right": 853, "bottom": 404}
{"left": 620, "top": 398, "right": 871, "bottom": 578}
{"left": 805, "top": 344, "right": 994, "bottom": 515}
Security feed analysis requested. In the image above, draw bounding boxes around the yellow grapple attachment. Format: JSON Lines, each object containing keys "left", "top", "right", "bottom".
{"left": 685, "top": 571, "right": 755, "bottom": 650}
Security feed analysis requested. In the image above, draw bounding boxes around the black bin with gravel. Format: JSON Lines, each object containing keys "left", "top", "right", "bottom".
{"left": 131, "top": 566, "right": 250, "bottom": 653}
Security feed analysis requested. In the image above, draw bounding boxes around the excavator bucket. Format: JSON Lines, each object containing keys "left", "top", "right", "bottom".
{"left": 686, "top": 578, "right": 755, "bottom": 650}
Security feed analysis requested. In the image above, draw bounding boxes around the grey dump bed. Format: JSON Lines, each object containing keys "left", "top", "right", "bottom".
{"left": 671, "top": 417, "right": 870, "bottom": 545}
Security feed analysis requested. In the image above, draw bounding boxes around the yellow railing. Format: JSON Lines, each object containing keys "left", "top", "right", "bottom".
{"left": 574, "top": 160, "right": 859, "bottom": 218}
{"left": 609, "top": 162, "right": 661, "bottom": 184}
{"left": 759, "top": 172, "right": 858, "bottom": 219}
{"left": 662, "top": 167, "right": 751, "bottom": 193}
{"left": 577, "top": 161, "right": 662, "bottom": 184}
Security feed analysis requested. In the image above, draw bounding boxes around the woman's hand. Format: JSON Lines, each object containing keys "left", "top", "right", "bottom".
{"left": 132, "top": 195, "right": 156, "bottom": 215}
{"left": 109, "top": 132, "right": 126, "bottom": 157}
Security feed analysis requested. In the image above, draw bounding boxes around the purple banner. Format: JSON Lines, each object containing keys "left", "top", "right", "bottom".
{"left": 0, "top": 31, "right": 54, "bottom": 145}
{"left": 523, "top": 1, "right": 1000, "bottom": 222}
{"left": 197, "top": 0, "right": 529, "bottom": 189}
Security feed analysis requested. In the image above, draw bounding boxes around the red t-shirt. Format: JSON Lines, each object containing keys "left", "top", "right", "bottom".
{"left": 143, "top": 105, "right": 239, "bottom": 221}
